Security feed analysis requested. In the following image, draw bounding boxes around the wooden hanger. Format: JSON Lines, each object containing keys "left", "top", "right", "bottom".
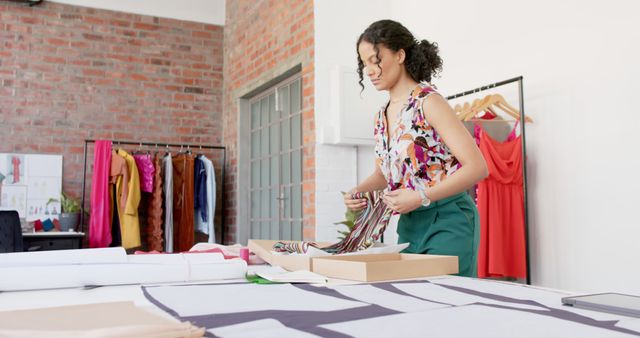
{"left": 458, "top": 94, "right": 533, "bottom": 123}
{"left": 453, "top": 103, "right": 463, "bottom": 114}
{"left": 457, "top": 104, "right": 471, "bottom": 120}
{"left": 460, "top": 95, "right": 492, "bottom": 120}
{"left": 458, "top": 98, "right": 481, "bottom": 121}
{"left": 490, "top": 94, "right": 533, "bottom": 123}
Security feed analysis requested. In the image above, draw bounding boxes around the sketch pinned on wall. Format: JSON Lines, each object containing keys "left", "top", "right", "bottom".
{"left": 28, "top": 199, "right": 60, "bottom": 222}
{"left": 0, "top": 185, "right": 27, "bottom": 217}
{"left": 0, "top": 153, "right": 62, "bottom": 221}
{"left": 0, "top": 154, "right": 26, "bottom": 185}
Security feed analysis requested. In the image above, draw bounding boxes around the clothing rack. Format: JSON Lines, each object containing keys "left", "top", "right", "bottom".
{"left": 81, "top": 139, "right": 227, "bottom": 245}
{"left": 446, "top": 76, "right": 531, "bottom": 285}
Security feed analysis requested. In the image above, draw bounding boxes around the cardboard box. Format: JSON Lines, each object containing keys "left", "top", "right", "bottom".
{"left": 248, "top": 239, "right": 332, "bottom": 271}
{"left": 248, "top": 240, "right": 459, "bottom": 282}
{"left": 311, "top": 253, "right": 458, "bottom": 282}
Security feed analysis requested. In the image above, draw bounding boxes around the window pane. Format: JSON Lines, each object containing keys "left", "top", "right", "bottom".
{"left": 269, "top": 93, "right": 277, "bottom": 125}
{"left": 251, "top": 191, "right": 260, "bottom": 239}
{"left": 271, "top": 219, "right": 279, "bottom": 240}
{"left": 278, "top": 85, "right": 290, "bottom": 118}
{"left": 251, "top": 220, "right": 260, "bottom": 240}
{"left": 261, "top": 127, "right": 269, "bottom": 157}
{"left": 251, "top": 130, "right": 259, "bottom": 159}
{"left": 270, "top": 118, "right": 279, "bottom": 154}
{"left": 261, "top": 221, "right": 269, "bottom": 240}
{"left": 281, "top": 221, "right": 291, "bottom": 240}
{"left": 291, "top": 114, "right": 301, "bottom": 148}
{"left": 291, "top": 79, "right": 301, "bottom": 114}
{"left": 291, "top": 149, "right": 301, "bottom": 185}
{"left": 271, "top": 186, "right": 279, "bottom": 214}
{"left": 292, "top": 220, "right": 302, "bottom": 241}
{"left": 281, "top": 118, "right": 290, "bottom": 151}
{"left": 283, "top": 186, "right": 291, "bottom": 219}
{"left": 251, "top": 190, "right": 260, "bottom": 219}
{"left": 251, "top": 160, "right": 259, "bottom": 188}
{"left": 281, "top": 152, "right": 290, "bottom": 185}
{"left": 261, "top": 96, "right": 269, "bottom": 127}
{"left": 271, "top": 187, "right": 278, "bottom": 238}
{"left": 261, "top": 158, "right": 269, "bottom": 188}
{"left": 292, "top": 184, "right": 302, "bottom": 219}
{"left": 251, "top": 102, "right": 260, "bottom": 130}
{"left": 270, "top": 156, "right": 278, "bottom": 186}
{"left": 261, "top": 188, "right": 269, "bottom": 221}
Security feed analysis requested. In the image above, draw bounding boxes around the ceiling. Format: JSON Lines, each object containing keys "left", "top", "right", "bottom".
{"left": 49, "top": 0, "right": 225, "bottom": 25}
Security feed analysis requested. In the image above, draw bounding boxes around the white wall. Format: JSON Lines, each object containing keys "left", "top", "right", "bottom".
{"left": 315, "top": 0, "right": 640, "bottom": 294}
{"left": 50, "top": 0, "right": 225, "bottom": 25}
{"left": 314, "top": 0, "right": 391, "bottom": 242}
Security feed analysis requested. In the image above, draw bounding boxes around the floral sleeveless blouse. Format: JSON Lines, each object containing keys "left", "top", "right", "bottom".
{"left": 374, "top": 83, "right": 461, "bottom": 191}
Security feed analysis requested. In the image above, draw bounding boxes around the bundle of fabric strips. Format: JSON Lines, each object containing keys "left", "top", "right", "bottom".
{"left": 272, "top": 190, "right": 393, "bottom": 255}
{"left": 272, "top": 241, "right": 318, "bottom": 254}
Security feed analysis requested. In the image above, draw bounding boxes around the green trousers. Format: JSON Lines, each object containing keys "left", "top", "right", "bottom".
{"left": 397, "top": 192, "right": 479, "bottom": 277}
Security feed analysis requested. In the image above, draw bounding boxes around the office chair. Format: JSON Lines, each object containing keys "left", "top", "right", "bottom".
{"left": 0, "top": 210, "right": 24, "bottom": 253}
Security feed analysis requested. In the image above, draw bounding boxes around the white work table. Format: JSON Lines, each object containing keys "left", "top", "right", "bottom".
{"left": 1, "top": 272, "right": 639, "bottom": 338}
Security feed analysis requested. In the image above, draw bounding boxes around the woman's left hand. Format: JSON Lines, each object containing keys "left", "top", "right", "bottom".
{"left": 383, "top": 189, "right": 422, "bottom": 214}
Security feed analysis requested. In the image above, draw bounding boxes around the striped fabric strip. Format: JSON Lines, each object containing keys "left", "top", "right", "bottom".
{"left": 325, "top": 191, "right": 392, "bottom": 254}
{"left": 272, "top": 191, "right": 393, "bottom": 254}
{"left": 272, "top": 241, "right": 319, "bottom": 254}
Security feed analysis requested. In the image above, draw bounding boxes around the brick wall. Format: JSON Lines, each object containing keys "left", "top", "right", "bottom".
{"left": 0, "top": 2, "right": 224, "bottom": 234}
{"left": 224, "top": 0, "right": 315, "bottom": 242}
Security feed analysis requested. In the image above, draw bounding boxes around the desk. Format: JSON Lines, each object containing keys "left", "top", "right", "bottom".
{"left": 22, "top": 232, "right": 84, "bottom": 251}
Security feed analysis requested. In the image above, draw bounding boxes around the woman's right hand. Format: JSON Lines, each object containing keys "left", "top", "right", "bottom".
{"left": 343, "top": 188, "right": 367, "bottom": 211}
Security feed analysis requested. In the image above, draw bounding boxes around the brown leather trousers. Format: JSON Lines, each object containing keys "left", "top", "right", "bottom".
{"left": 171, "top": 153, "right": 195, "bottom": 252}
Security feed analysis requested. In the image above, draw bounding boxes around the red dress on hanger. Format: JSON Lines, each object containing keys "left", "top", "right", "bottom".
{"left": 475, "top": 124, "right": 527, "bottom": 279}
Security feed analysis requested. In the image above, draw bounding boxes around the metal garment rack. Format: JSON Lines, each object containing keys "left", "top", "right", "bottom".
{"left": 81, "top": 139, "right": 227, "bottom": 245}
{"left": 446, "top": 76, "right": 531, "bottom": 285}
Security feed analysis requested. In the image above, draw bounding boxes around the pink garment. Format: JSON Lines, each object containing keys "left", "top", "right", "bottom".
{"left": 133, "top": 154, "right": 155, "bottom": 193}
{"left": 89, "top": 140, "right": 113, "bottom": 248}
{"left": 506, "top": 121, "right": 519, "bottom": 141}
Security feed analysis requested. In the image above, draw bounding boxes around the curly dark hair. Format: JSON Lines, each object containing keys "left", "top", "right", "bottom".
{"left": 356, "top": 20, "right": 443, "bottom": 91}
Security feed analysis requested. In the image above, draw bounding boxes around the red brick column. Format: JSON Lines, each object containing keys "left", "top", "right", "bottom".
{"left": 223, "top": 0, "right": 315, "bottom": 243}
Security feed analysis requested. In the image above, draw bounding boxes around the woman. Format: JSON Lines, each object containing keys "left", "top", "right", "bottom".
{"left": 345, "top": 20, "right": 488, "bottom": 277}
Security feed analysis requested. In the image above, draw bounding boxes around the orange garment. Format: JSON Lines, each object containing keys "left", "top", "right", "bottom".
{"left": 476, "top": 127, "right": 527, "bottom": 279}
